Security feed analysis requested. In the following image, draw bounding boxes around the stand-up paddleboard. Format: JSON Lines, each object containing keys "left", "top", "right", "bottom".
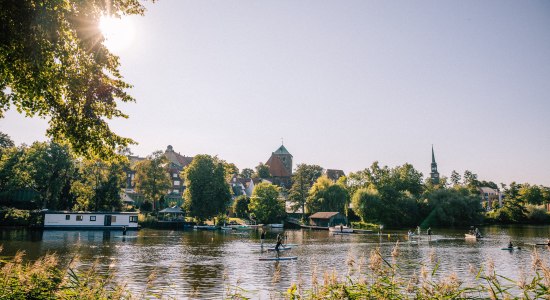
{"left": 332, "top": 232, "right": 352, "bottom": 235}
{"left": 501, "top": 247, "right": 521, "bottom": 250}
{"left": 259, "top": 256, "right": 297, "bottom": 261}
{"left": 266, "top": 247, "right": 291, "bottom": 251}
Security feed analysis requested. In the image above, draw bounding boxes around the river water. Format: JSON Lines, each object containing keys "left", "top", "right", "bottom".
{"left": 1, "top": 225, "right": 549, "bottom": 299}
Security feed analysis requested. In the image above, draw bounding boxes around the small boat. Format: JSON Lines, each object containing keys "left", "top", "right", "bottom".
{"left": 259, "top": 256, "right": 297, "bottom": 261}
{"left": 269, "top": 223, "right": 284, "bottom": 228}
{"left": 329, "top": 225, "right": 353, "bottom": 233}
{"left": 220, "top": 226, "right": 233, "bottom": 231}
{"left": 230, "top": 224, "right": 252, "bottom": 230}
{"left": 465, "top": 233, "right": 481, "bottom": 239}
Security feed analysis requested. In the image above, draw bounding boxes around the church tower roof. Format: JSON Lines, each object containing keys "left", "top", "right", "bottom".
{"left": 432, "top": 145, "right": 436, "bottom": 163}
{"left": 273, "top": 144, "right": 292, "bottom": 156}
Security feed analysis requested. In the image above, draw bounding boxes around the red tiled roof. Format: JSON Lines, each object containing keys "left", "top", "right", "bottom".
{"left": 266, "top": 154, "right": 290, "bottom": 177}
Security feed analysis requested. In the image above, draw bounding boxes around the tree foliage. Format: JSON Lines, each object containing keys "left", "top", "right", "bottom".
{"left": 0, "top": 0, "right": 149, "bottom": 159}
{"left": 306, "top": 176, "right": 348, "bottom": 214}
{"left": 240, "top": 168, "right": 254, "bottom": 179}
{"left": 288, "top": 164, "right": 323, "bottom": 214}
{"left": 134, "top": 151, "right": 171, "bottom": 211}
{"left": 183, "top": 154, "right": 231, "bottom": 223}
{"left": 0, "top": 132, "right": 15, "bottom": 149}
{"left": 249, "top": 182, "right": 285, "bottom": 224}
{"left": 421, "top": 188, "right": 484, "bottom": 227}
{"left": 254, "top": 163, "right": 270, "bottom": 179}
{"left": 233, "top": 195, "right": 250, "bottom": 218}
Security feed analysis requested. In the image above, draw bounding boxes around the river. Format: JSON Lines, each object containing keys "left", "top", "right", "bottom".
{"left": 1, "top": 225, "right": 549, "bottom": 299}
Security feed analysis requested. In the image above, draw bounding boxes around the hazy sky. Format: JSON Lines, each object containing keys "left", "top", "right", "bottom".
{"left": 2, "top": 0, "right": 550, "bottom": 185}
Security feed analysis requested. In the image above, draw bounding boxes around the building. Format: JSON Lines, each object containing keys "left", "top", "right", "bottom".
{"left": 265, "top": 144, "right": 293, "bottom": 188}
{"left": 325, "top": 169, "right": 345, "bottom": 182}
{"left": 479, "top": 187, "right": 501, "bottom": 209}
{"left": 430, "top": 145, "right": 440, "bottom": 184}
{"left": 308, "top": 212, "right": 347, "bottom": 227}
{"left": 124, "top": 145, "right": 193, "bottom": 208}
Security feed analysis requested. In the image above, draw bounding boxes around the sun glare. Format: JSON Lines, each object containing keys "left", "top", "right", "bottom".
{"left": 99, "top": 15, "right": 136, "bottom": 53}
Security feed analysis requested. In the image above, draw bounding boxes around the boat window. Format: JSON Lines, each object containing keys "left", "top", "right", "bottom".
{"left": 90, "top": 216, "right": 96, "bottom": 221}
{"left": 129, "top": 216, "right": 138, "bottom": 223}
{"left": 111, "top": 216, "right": 117, "bottom": 223}
{"left": 65, "top": 215, "right": 70, "bottom": 220}
{"left": 76, "top": 215, "right": 83, "bottom": 221}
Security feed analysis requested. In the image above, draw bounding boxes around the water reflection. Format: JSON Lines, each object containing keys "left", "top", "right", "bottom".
{"left": 1, "top": 226, "right": 549, "bottom": 298}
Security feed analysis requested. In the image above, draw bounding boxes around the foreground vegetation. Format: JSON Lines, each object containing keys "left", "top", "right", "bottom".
{"left": 2, "top": 244, "right": 549, "bottom": 299}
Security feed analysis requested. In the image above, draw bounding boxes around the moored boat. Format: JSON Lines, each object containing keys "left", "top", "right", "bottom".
{"left": 194, "top": 225, "right": 218, "bottom": 230}
{"left": 329, "top": 225, "right": 353, "bottom": 233}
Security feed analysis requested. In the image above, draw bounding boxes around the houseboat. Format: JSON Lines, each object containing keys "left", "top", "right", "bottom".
{"left": 43, "top": 211, "right": 139, "bottom": 230}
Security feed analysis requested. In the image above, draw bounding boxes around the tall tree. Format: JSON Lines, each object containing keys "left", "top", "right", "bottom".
{"left": 24, "top": 142, "right": 75, "bottom": 209}
{"left": 233, "top": 195, "right": 250, "bottom": 219}
{"left": 240, "top": 168, "right": 254, "bottom": 179}
{"left": 450, "top": 170, "right": 461, "bottom": 186}
{"left": 183, "top": 154, "right": 231, "bottom": 223}
{"left": 307, "top": 176, "right": 349, "bottom": 214}
{"left": 0, "top": 132, "right": 15, "bottom": 149}
{"left": 249, "top": 182, "right": 285, "bottom": 224}
{"left": 0, "top": 1, "right": 149, "bottom": 159}
{"left": 134, "top": 151, "right": 171, "bottom": 211}
{"left": 288, "top": 164, "right": 323, "bottom": 216}
{"left": 254, "top": 163, "right": 270, "bottom": 179}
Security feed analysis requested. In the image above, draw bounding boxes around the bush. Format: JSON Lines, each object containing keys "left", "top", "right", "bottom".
{"left": 0, "top": 208, "right": 31, "bottom": 226}
{"left": 525, "top": 204, "right": 550, "bottom": 224}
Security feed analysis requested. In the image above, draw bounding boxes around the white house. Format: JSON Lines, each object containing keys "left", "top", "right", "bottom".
{"left": 43, "top": 211, "right": 139, "bottom": 230}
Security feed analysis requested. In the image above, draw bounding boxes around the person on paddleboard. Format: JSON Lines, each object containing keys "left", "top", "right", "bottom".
{"left": 275, "top": 233, "right": 283, "bottom": 258}
{"left": 260, "top": 229, "right": 266, "bottom": 249}
{"left": 508, "top": 240, "right": 513, "bottom": 248}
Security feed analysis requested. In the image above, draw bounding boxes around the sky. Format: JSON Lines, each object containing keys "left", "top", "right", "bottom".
{"left": 2, "top": 0, "right": 550, "bottom": 186}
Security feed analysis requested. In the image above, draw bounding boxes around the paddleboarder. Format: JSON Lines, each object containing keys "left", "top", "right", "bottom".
{"left": 260, "top": 229, "right": 266, "bottom": 249}
{"left": 508, "top": 241, "right": 513, "bottom": 249}
{"left": 275, "top": 234, "right": 284, "bottom": 258}
{"left": 123, "top": 226, "right": 127, "bottom": 236}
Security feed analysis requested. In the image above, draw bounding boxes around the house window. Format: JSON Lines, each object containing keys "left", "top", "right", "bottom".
{"left": 90, "top": 216, "right": 96, "bottom": 221}
{"left": 111, "top": 216, "right": 117, "bottom": 223}
{"left": 65, "top": 215, "right": 70, "bottom": 220}
{"left": 174, "top": 180, "right": 180, "bottom": 186}
{"left": 173, "top": 173, "right": 178, "bottom": 178}
{"left": 129, "top": 216, "right": 138, "bottom": 223}
{"left": 173, "top": 189, "right": 179, "bottom": 194}
{"left": 76, "top": 215, "right": 83, "bottom": 221}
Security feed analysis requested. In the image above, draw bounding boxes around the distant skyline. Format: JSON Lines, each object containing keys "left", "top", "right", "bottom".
{"left": 2, "top": 0, "right": 549, "bottom": 186}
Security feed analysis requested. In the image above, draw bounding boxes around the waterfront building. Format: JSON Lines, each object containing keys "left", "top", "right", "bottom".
{"left": 478, "top": 186, "right": 502, "bottom": 209}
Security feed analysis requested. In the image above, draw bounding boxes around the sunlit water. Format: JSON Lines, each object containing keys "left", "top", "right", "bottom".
{"left": 1, "top": 226, "right": 549, "bottom": 299}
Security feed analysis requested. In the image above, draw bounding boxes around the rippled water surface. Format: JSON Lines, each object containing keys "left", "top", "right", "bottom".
{"left": 1, "top": 225, "right": 550, "bottom": 299}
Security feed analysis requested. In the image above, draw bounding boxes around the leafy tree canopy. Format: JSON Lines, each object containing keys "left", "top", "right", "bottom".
{"left": 0, "top": 132, "right": 15, "bottom": 149}
{"left": 249, "top": 182, "right": 285, "bottom": 224}
{"left": 0, "top": 0, "right": 148, "bottom": 159}
{"left": 183, "top": 154, "right": 231, "bottom": 223}
{"left": 288, "top": 164, "right": 323, "bottom": 214}
{"left": 253, "top": 163, "right": 270, "bottom": 179}
{"left": 233, "top": 195, "right": 250, "bottom": 219}
{"left": 306, "top": 176, "right": 348, "bottom": 214}
{"left": 240, "top": 168, "right": 254, "bottom": 179}
{"left": 134, "top": 151, "right": 171, "bottom": 210}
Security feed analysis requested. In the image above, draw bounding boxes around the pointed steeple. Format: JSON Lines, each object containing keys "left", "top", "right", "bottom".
{"left": 430, "top": 145, "right": 440, "bottom": 184}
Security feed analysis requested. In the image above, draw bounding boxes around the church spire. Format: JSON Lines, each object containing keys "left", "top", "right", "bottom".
{"left": 430, "top": 145, "right": 440, "bottom": 184}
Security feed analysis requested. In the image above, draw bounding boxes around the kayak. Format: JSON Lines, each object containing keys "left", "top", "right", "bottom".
{"left": 259, "top": 256, "right": 297, "bottom": 261}
{"left": 501, "top": 247, "right": 521, "bottom": 250}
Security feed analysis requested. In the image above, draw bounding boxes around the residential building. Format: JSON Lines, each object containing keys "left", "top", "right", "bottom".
{"left": 479, "top": 187, "right": 501, "bottom": 209}
{"left": 325, "top": 169, "right": 345, "bottom": 182}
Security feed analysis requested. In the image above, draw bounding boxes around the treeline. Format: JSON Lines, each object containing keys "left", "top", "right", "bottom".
{"left": 283, "top": 162, "right": 550, "bottom": 227}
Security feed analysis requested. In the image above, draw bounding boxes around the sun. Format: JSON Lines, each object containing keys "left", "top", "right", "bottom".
{"left": 99, "top": 15, "right": 136, "bottom": 53}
